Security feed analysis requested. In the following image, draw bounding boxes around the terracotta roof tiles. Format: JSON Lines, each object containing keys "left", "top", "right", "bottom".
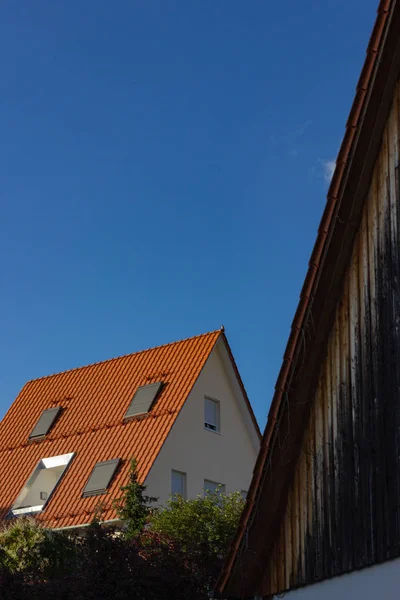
{"left": 0, "top": 330, "right": 221, "bottom": 529}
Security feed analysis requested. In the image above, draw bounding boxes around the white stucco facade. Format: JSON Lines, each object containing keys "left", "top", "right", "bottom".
{"left": 269, "top": 557, "right": 400, "bottom": 600}
{"left": 144, "top": 338, "right": 260, "bottom": 506}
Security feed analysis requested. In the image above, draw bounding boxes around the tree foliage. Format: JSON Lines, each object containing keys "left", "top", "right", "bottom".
{"left": 112, "top": 459, "right": 157, "bottom": 539}
{"left": 0, "top": 519, "right": 205, "bottom": 599}
{"left": 0, "top": 518, "right": 79, "bottom": 599}
{"left": 149, "top": 489, "right": 245, "bottom": 589}
{"left": 0, "top": 462, "right": 243, "bottom": 598}
{"left": 0, "top": 517, "right": 46, "bottom": 574}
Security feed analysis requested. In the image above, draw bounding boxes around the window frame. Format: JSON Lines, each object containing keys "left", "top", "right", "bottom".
{"left": 204, "top": 479, "right": 225, "bottom": 495}
{"left": 204, "top": 396, "right": 221, "bottom": 433}
{"left": 171, "top": 469, "right": 187, "bottom": 499}
{"left": 28, "top": 406, "right": 62, "bottom": 440}
{"left": 123, "top": 382, "right": 163, "bottom": 421}
{"left": 10, "top": 452, "right": 75, "bottom": 516}
{"left": 82, "top": 459, "right": 121, "bottom": 498}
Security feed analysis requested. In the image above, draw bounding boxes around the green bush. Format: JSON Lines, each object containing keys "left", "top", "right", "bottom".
{"left": 0, "top": 517, "right": 47, "bottom": 574}
{"left": 149, "top": 489, "right": 245, "bottom": 588}
{"left": 0, "top": 462, "right": 244, "bottom": 598}
{"left": 0, "top": 517, "right": 78, "bottom": 578}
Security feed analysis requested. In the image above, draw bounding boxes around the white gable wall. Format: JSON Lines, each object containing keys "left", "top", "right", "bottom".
{"left": 144, "top": 339, "right": 259, "bottom": 506}
{"left": 270, "top": 558, "right": 400, "bottom": 600}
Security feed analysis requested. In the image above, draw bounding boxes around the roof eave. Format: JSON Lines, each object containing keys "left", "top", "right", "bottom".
{"left": 216, "top": 0, "right": 400, "bottom": 596}
{"left": 219, "top": 333, "right": 262, "bottom": 440}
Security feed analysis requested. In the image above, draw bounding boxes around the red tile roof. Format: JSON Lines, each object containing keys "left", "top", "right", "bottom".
{"left": 0, "top": 330, "right": 221, "bottom": 529}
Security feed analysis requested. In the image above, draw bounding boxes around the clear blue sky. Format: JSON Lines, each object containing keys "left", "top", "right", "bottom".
{"left": 1, "top": 0, "right": 378, "bottom": 428}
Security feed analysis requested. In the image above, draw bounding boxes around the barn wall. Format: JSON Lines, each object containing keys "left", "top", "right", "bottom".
{"left": 264, "top": 82, "right": 400, "bottom": 595}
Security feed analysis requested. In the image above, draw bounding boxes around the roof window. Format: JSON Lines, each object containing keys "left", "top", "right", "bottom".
{"left": 124, "top": 382, "right": 163, "bottom": 420}
{"left": 29, "top": 407, "right": 62, "bottom": 439}
{"left": 10, "top": 453, "right": 74, "bottom": 516}
{"left": 82, "top": 459, "right": 120, "bottom": 497}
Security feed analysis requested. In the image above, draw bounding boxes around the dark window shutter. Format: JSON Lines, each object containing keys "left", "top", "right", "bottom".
{"left": 124, "top": 382, "right": 163, "bottom": 420}
{"left": 29, "top": 407, "right": 62, "bottom": 439}
{"left": 82, "top": 459, "right": 120, "bottom": 497}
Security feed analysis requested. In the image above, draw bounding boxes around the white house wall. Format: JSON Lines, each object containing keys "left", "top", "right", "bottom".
{"left": 144, "top": 339, "right": 259, "bottom": 506}
{"left": 271, "top": 558, "right": 400, "bottom": 600}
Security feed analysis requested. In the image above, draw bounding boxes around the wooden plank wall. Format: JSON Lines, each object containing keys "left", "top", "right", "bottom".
{"left": 263, "top": 82, "right": 400, "bottom": 596}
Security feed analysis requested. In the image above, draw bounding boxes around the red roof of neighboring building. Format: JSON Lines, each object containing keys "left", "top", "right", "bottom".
{"left": 0, "top": 330, "right": 223, "bottom": 529}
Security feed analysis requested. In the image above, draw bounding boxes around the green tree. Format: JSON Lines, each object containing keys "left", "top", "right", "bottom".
{"left": 0, "top": 517, "right": 204, "bottom": 599}
{"left": 149, "top": 488, "right": 245, "bottom": 589}
{"left": 0, "top": 470, "right": 244, "bottom": 598}
{"left": 113, "top": 459, "right": 157, "bottom": 539}
{"left": 0, "top": 517, "right": 79, "bottom": 599}
{"left": 0, "top": 517, "right": 45, "bottom": 575}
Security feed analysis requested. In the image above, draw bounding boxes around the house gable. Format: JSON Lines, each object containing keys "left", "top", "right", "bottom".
{"left": 144, "top": 336, "right": 260, "bottom": 505}
{"left": 0, "top": 331, "right": 221, "bottom": 529}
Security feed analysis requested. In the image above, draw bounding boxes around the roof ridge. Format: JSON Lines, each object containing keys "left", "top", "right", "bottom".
{"left": 25, "top": 329, "right": 222, "bottom": 385}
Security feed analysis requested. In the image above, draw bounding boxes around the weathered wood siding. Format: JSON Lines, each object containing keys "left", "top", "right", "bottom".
{"left": 264, "top": 82, "right": 400, "bottom": 595}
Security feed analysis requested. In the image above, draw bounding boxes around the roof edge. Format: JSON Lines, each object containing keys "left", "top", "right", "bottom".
{"left": 219, "top": 333, "right": 262, "bottom": 440}
{"left": 216, "top": 0, "right": 396, "bottom": 594}
{"left": 23, "top": 329, "right": 223, "bottom": 385}
{"left": 139, "top": 330, "right": 223, "bottom": 482}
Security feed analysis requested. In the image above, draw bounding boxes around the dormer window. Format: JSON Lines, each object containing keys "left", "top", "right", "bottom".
{"left": 123, "top": 382, "right": 163, "bottom": 420}
{"left": 29, "top": 407, "right": 62, "bottom": 439}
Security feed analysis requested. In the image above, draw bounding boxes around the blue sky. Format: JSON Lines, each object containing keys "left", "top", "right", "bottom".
{"left": 1, "top": 0, "right": 378, "bottom": 428}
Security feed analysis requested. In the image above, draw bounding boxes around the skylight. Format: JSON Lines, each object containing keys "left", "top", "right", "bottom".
{"left": 10, "top": 453, "right": 74, "bottom": 516}
{"left": 29, "top": 407, "right": 62, "bottom": 439}
{"left": 123, "top": 382, "right": 163, "bottom": 420}
{"left": 82, "top": 459, "right": 120, "bottom": 497}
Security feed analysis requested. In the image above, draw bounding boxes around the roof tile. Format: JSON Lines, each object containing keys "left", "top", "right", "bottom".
{"left": 0, "top": 330, "right": 221, "bottom": 527}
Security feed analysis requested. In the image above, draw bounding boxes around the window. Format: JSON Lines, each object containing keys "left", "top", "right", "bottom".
{"left": 204, "top": 479, "right": 225, "bottom": 495}
{"left": 204, "top": 397, "right": 220, "bottom": 432}
{"left": 171, "top": 470, "right": 187, "bottom": 498}
{"left": 10, "top": 453, "right": 74, "bottom": 516}
{"left": 29, "top": 407, "right": 62, "bottom": 439}
{"left": 124, "top": 382, "right": 163, "bottom": 420}
{"left": 82, "top": 459, "right": 120, "bottom": 497}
